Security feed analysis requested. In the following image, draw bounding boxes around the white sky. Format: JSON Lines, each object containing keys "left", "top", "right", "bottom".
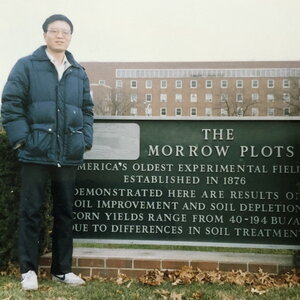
{"left": 0, "top": 0, "right": 299, "bottom": 91}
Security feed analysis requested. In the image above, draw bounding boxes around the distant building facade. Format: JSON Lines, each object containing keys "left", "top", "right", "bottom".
{"left": 81, "top": 61, "right": 300, "bottom": 117}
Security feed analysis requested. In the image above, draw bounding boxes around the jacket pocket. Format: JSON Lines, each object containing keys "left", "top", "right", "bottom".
{"left": 22, "top": 125, "right": 55, "bottom": 159}
{"left": 64, "top": 127, "right": 85, "bottom": 161}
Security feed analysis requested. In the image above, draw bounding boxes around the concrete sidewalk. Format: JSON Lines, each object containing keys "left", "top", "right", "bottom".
{"left": 40, "top": 247, "right": 296, "bottom": 278}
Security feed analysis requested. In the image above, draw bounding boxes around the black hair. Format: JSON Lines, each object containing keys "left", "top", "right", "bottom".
{"left": 42, "top": 14, "right": 73, "bottom": 33}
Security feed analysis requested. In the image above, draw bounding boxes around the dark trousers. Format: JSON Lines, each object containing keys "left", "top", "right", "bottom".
{"left": 19, "top": 163, "right": 77, "bottom": 275}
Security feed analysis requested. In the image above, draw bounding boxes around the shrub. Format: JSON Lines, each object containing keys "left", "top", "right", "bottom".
{"left": 0, "top": 131, "right": 52, "bottom": 270}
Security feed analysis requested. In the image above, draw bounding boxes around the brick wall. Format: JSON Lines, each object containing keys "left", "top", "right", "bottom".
{"left": 39, "top": 248, "right": 295, "bottom": 277}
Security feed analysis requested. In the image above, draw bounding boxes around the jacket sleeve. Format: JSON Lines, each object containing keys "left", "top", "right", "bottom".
{"left": 82, "top": 72, "right": 94, "bottom": 150}
{"left": 1, "top": 59, "right": 30, "bottom": 149}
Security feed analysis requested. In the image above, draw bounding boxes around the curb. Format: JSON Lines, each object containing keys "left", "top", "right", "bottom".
{"left": 39, "top": 248, "right": 296, "bottom": 278}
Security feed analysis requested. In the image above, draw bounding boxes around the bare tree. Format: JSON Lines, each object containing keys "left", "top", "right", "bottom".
{"left": 273, "top": 78, "right": 300, "bottom": 116}
{"left": 92, "top": 85, "right": 135, "bottom": 116}
{"left": 213, "top": 82, "right": 257, "bottom": 116}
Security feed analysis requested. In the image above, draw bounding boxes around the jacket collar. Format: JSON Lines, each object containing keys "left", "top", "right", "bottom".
{"left": 31, "top": 46, "right": 81, "bottom": 69}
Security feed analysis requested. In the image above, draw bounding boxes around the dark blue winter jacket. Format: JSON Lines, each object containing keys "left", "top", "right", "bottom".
{"left": 1, "top": 46, "right": 94, "bottom": 166}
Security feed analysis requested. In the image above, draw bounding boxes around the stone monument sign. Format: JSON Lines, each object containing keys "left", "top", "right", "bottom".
{"left": 73, "top": 118, "right": 300, "bottom": 249}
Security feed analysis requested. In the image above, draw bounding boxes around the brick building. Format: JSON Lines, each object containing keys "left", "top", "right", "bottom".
{"left": 81, "top": 61, "right": 300, "bottom": 117}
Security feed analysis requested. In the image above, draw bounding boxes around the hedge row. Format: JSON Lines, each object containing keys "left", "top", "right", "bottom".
{"left": 0, "top": 131, "right": 52, "bottom": 270}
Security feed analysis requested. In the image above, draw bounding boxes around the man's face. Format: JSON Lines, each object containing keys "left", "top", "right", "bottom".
{"left": 43, "top": 20, "right": 72, "bottom": 53}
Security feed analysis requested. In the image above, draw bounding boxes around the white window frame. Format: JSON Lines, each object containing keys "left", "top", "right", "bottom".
{"left": 190, "top": 107, "right": 197, "bottom": 116}
{"left": 131, "top": 80, "right": 137, "bottom": 88}
{"left": 145, "top": 105, "right": 152, "bottom": 116}
{"left": 176, "top": 80, "right": 182, "bottom": 88}
{"left": 283, "top": 93, "right": 290, "bottom": 102}
{"left": 283, "top": 79, "right": 290, "bottom": 88}
{"left": 236, "top": 80, "right": 243, "bottom": 88}
{"left": 145, "top": 94, "right": 152, "bottom": 102}
{"left": 160, "top": 94, "right": 167, "bottom": 102}
{"left": 130, "top": 107, "right": 137, "bottom": 116}
{"left": 283, "top": 107, "right": 290, "bottom": 116}
{"left": 268, "top": 108, "right": 275, "bottom": 116}
{"left": 252, "top": 80, "right": 259, "bottom": 88}
{"left": 206, "top": 80, "right": 212, "bottom": 88}
{"left": 160, "top": 107, "right": 167, "bottom": 116}
{"left": 221, "top": 108, "right": 228, "bottom": 116}
{"left": 131, "top": 94, "right": 137, "bottom": 102}
{"left": 236, "top": 94, "right": 243, "bottom": 102}
{"left": 221, "top": 80, "right": 228, "bottom": 88}
{"left": 267, "top": 94, "right": 274, "bottom": 101}
{"left": 175, "top": 107, "right": 182, "bottom": 116}
{"left": 145, "top": 80, "right": 152, "bottom": 89}
{"left": 116, "top": 80, "right": 123, "bottom": 88}
{"left": 267, "top": 79, "right": 274, "bottom": 88}
{"left": 190, "top": 80, "right": 197, "bottom": 88}
{"left": 175, "top": 94, "right": 182, "bottom": 102}
{"left": 190, "top": 93, "right": 197, "bottom": 102}
{"left": 205, "top": 107, "right": 212, "bottom": 116}
{"left": 205, "top": 93, "right": 213, "bottom": 102}
{"left": 160, "top": 80, "right": 167, "bottom": 88}
{"left": 237, "top": 107, "right": 244, "bottom": 116}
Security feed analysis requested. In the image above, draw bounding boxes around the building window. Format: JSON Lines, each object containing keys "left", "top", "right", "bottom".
{"left": 283, "top": 79, "right": 290, "bottom": 88}
{"left": 176, "top": 80, "right": 182, "bottom": 88}
{"left": 236, "top": 94, "right": 243, "bottom": 102}
{"left": 221, "top": 80, "right": 228, "bottom": 88}
{"left": 221, "top": 94, "right": 228, "bottom": 102}
{"left": 190, "top": 107, "right": 197, "bottom": 116}
{"left": 131, "top": 80, "right": 137, "bottom": 88}
{"left": 252, "top": 80, "right": 259, "bottom": 88}
{"left": 175, "top": 94, "right": 182, "bottom": 102}
{"left": 145, "top": 105, "right": 152, "bottom": 116}
{"left": 283, "top": 107, "right": 290, "bottom": 116}
{"left": 116, "top": 80, "right": 122, "bottom": 88}
{"left": 160, "top": 107, "right": 167, "bottom": 116}
{"left": 190, "top": 80, "right": 197, "bottom": 88}
{"left": 236, "top": 80, "right": 243, "bottom": 88}
{"left": 160, "top": 94, "right": 167, "bottom": 102}
{"left": 99, "top": 80, "right": 106, "bottom": 86}
{"left": 205, "top": 107, "right": 212, "bottom": 116}
{"left": 190, "top": 93, "right": 197, "bottom": 102}
{"left": 237, "top": 107, "right": 244, "bottom": 116}
{"left": 145, "top": 80, "right": 152, "bottom": 89}
{"left": 252, "top": 93, "right": 259, "bottom": 101}
{"left": 205, "top": 94, "right": 213, "bottom": 102}
{"left": 267, "top": 79, "right": 274, "bottom": 88}
{"left": 145, "top": 94, "right": 152, "bottom": 102}
{"left": 206, "top": 80, "right": 212, "bottom": 88}
{"left": 175, "top": 107, "right": 182, "bottom": 116}
{"left": 267, "top": 94, "right": 274, "bottom": 101}
{"left": 131, "top": 94, "right": 137, "bottom": 102}
{"left": 252, "top": 107, "right": 259, "bottom": 116}
{"left": 268, "top": 108, "right": 275, "bottom": 116}
{"left": 160, "top": 80, "right": 167, "bottom": 88}
{"left": 221, "top": 108, "right": 228, "bottom": 116}
{"left": 130, "top": 107, "right": 137, "bottom": 116}
{"left": 283, "top": 93, "right": 290, "bottom": 102}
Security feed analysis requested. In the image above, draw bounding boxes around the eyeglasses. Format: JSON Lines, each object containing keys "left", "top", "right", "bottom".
{"left": 47, "top": 29, "right": 71, "bottom": 36}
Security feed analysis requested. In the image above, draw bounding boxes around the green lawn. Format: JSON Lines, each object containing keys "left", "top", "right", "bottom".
{"left": 1, "top": 244, "right": 297, "bottom": 299}
{"left": 0, "top": 274, "right": 300, "bottom": 300}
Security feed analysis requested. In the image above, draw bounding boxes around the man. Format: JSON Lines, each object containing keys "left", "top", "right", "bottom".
{"left": 1, "top": 14, "right": 94, "bottom": 290}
